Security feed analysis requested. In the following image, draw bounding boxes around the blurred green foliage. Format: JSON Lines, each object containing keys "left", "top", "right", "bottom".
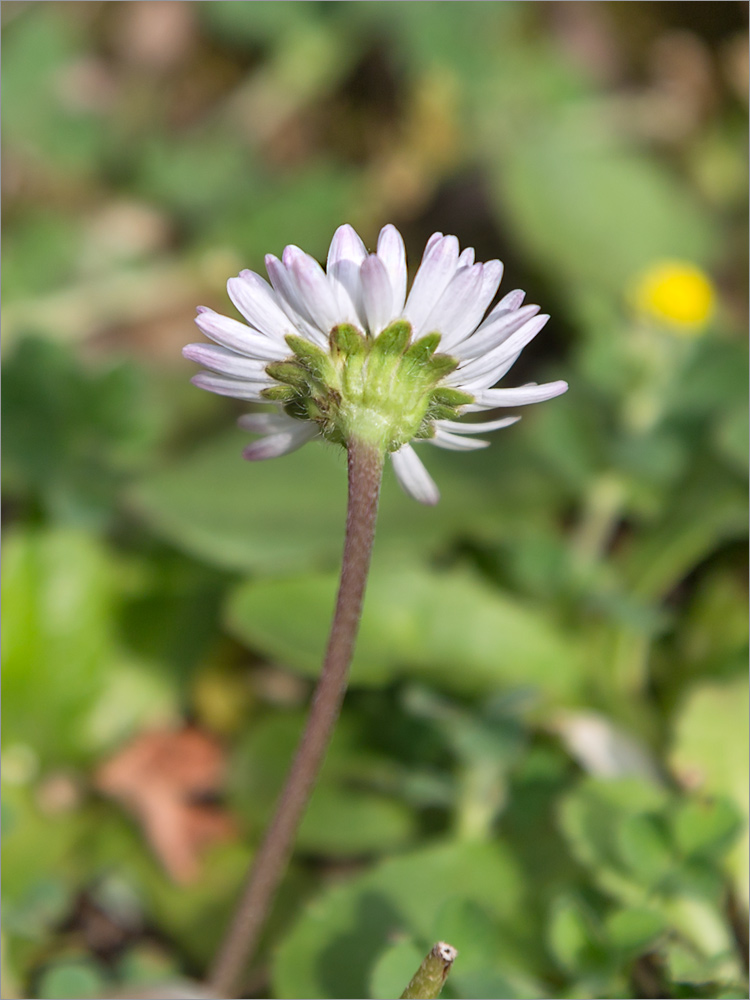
{"left": 2, "top": 2, "right": 747, "bottom": 999}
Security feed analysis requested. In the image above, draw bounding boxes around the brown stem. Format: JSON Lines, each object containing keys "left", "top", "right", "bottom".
{"left": 208, "top": 438, "right": 384, "bottom": 999}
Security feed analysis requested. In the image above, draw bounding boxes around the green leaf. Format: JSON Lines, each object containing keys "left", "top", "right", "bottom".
{"left": 616, "top": 813, "right": 673, "bottom": 885}
{"left": 2, "top": 794, "right": 77, "bottom": 943}
{"left": 490, "top": 118, "right": 717, "bottom": 295}
{"left": 669, "top": 678, "right": 750, "bottom": 905}
{"left": 672, "top": 798, "right": 743, "bottom": 861}
{"left": 1, "top": 527, "right": 175, "bottom": 764}
{"left": 619, "top": 489, "right": 747, "bottom": 603}
{"left": 429, "top": 897, "right": 545, "bottom": 997}
{"left": 2, "top": 528, "right": 115, "bottom": 763}
{"left": 2, "top": 338, "right": 159, "bottom": 527}
{"left": 37, "top": 959, "right": 106, "bottom": 1000}
{"left": 133, "top": 425, "right": 571, "bottom": 575}
{"left": 141, "top": 844, "right": 258, "bottom": 968}
{"left": 199, "top": 0, "right": 319, "bottom": 46}
{"left": 605, "top": 906, "right": 666, "bottom": 956}
{"left": 665, "top": 939, "right": 727, "bottom": 987}
{"left": 272, "top": 839, "right": 522, "bottom": 1000}
{"left": 430, "top": 899, "right": 498, "bottom": 974}
{"left": 677, "top": 568, "right": 749, "bottom": 682}
{"left": 225, "top": 563, "right": 585, "bottom": 696}
{"left": 369, "top": 939, "right": 425, "bottom": 1000}
{"left": 548, "top": 894, "right": 604, "bottom": 974}
{"left": 715, "top": 402, "right": 749, "bottom": 475}
{"left": 558, "top": 777, "right": 668, "bottom": 900}
{"left": 229, "top": 712, "right": 415, "bottom": 856}
{"left": 133, "top": 431, "right": 347, "bottom": 573}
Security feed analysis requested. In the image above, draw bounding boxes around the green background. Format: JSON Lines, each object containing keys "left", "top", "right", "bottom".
{"left": 2, "top": 2, "right": 747, "bottom": 998}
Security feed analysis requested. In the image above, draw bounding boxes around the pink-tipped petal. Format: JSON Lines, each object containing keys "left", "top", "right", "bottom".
{"left": 451, "top": 315, "right": 550, "bottom": 385}
{"left": 227, "top": 271, "right": 294, "bottom": 341}
{"left": 286, "top": 247, "right": 342, "bottom": 334}
{"left": 327, "top": 224, "right": 367, "bottom": 325}
{"left": 360, "top": 254, "right": 394, "bottom": 335}
{"left": 191, "top": 372, "right": 270, "bottom": 401}
{"left": 445, "top": 257, "right": 506, "bottom": 348}
{"left": 422, "top": 232, "right": 444, "bottom": 259}
{"left": 404, "top": 235, "right": 459, "bottom": 336}
{"left": 238, "top": 411, "right": 302, "bottom": 434}
{"left": 194, "top": 308, "right": 288, "bottom": 361}
{"left": 455, "top": 303, "right": 542, "bottom": 359}
{"left": 183, "top": 343, "right": 270, "bottom": 380}
{"left": 242, "top": 423, "right": 318, "bottom": 461}
{"left": 376, "top": 224, "right": 408, "bottom": 315}
{"left": 265, "top": 254, "right": 328, "bottom": 347}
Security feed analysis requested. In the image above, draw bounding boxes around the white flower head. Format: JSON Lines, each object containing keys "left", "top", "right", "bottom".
{"left": 184, "top": 224, "right": 567, "bottom": 504}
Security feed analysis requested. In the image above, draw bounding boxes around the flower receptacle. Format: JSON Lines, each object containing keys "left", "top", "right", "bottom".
{"left": 263, "top": 320, "right": 472, "bottom": 454}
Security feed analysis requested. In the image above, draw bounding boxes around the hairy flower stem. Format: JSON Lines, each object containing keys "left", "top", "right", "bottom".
{"left": 208, "top": 438, "right": 384, "bottom": 999}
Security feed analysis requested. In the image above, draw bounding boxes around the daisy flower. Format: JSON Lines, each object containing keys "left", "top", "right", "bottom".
{"left": 184, "top": 224, "right": 567, "bottom": 504}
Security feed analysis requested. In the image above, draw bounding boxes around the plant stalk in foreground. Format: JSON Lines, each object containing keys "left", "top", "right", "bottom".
{"left": 208, "top": 438, "right": 384, "bottom": 998}
{"left": 400, "top": 942, "right": 458, "bottom": 1000}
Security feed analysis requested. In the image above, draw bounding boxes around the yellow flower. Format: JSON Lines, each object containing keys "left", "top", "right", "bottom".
{"left": 632, "top": 260, "right": 715, "bottom": 333}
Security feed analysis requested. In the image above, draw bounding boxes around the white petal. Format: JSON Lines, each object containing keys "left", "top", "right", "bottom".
{"left": 360, "top": 254, "right": 394, "bottom": 335}
{"left": 243, "top": 423, "right": 318, "bottom": 461}
{"left": 457, "top": 351, "right": 521, "bottom": 391}
{"left": 473, "top": 380, "right": 569, "bottom": 407}
{"left": 404, "top": 235, "right": 459, "bottom": 336}
{"left": 419, "top": 264, "right": 484, "bottom": 345}
{"left": 326, "top": 224, "right": 367, "bottom": 325}
{"left": 434, "top": 415, "right": 520, "bottom": 435}
{"left": 422, "top": 232, "right": 443, "bottom": 257}
{"left": 450, "top": 315, "right": 550, "bottom": 384}
{"left": 458, "top": 247, "right": 475, "bottom": 266}
{"left": 191, "top": 372, "right": 271, "bottom": 401}
{"left": 480, "top": 260, "right": 504, "bottom": 298}
{"left": 327, "top": 223, "right": 367, "bottom": 269}
{"left": 454, "top": 303, "right": 542, "bottom": 359}
{"left": 479, "top": 288, "right": 526, "bottom": 328}
{"left": 391, "top": 444, "right": 440, "bottom": 505}
{"left": 183, "top": 343, "right": 269, "bottom": 379}
{"left": 194, "top": 307, "right": 287, "bottom": 361}
{"left": 285, "top": 246, "right": 342, "bottom": 334}
{"left": 237, "top": 411, "right": 302, "bottom": 434}
{"left": 376, "top": 224, "right": 407, "bottom": 315}
{"left": 227, "top": 271, "right": 293, "bottom": 341}
{"left": 429, "top": 428, "right": 490, "bottom": 451}
{"left": 495, "top": 289, "right": 526, "bottom": 312}
{"left": 265, "top": 254, "right": 328, "bottom": 347}
{"left": 434, "top": 261, "right": 504, "bottom": 351}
